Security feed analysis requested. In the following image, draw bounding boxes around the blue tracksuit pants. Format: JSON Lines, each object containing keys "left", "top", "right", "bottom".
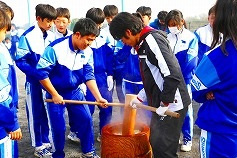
{"left": 86, "top": 73, "right": 112, "bottom": 133}
{"left": 46, "top": 89, "right": 95, "bottom": 158}
{"left": 25, "top": 81, "right": 50, "bottom": 147}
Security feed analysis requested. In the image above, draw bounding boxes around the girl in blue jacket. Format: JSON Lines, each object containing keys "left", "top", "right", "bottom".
{"left": 191, "top": 0, "right": 237, "bottom": 157}
{"left": 166, "top": 9, "right": 198, "bottom": 152}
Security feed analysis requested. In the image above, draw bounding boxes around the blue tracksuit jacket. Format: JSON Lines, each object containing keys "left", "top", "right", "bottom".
{"left": 194, "top": 23, "right": 213, "bottom": 64}
{"left": 167, "top": 28, "right": 198, "bottom": 85}
{"left": 191, "top": 39, "right": 237, "bottom": 134}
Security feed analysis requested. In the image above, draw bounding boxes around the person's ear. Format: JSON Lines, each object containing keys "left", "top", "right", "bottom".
{"left": 125, "top": 29, "right": 132, "bottom": 37}
{"left": 75, "top": 32, "right": 81, "bottom": 39}
{"left": 36, "top": 16, "right": 42, "bottom": 22}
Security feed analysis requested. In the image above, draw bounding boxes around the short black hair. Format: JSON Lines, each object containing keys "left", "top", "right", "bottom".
{"left": 157, "top": 11, "right": 168, "bottom": 21}
{"left": 165, "top": 9, "right": 183, "bottom": 26}
{"left": 208, "top": 6, "right": 215, "bottom": 16}
{"left": 73, "top": 18, "right": 99, "bottom": 37}
{"left": 56, "top": 7, "right": 70, "bottom": 20}
{"left": 109, "top": 12, "right": 144, "bottom": 40}
{"left": 35, "top": 4, "right": 57, "bottom": 21}
{"left": 103, "top": 5, "right": 118, "bottom": 17}
{"left": 86, "top": 8, "right": 105, "bottom": 24}
{"left": 136, "top": 6, "right": 151, "bottom": 17}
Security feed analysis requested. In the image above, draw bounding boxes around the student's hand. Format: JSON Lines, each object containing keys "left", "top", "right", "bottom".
{"left": 156, "top": 106, "right": 169, "bottom": 117}
{"left": 107, "top": 76, "right": 113, "bottom": 91}
{"left": 52, "top": 94, "right": 65, "bottom": 105}
{"left": 130, "top": 97, "right": 142, "bottom": 109}
{"left": 206, "top": 91, "right": 215, "bottom": 100}
{"left": 96, "top": 98, "right": 108, "bottom": 108}
{"left": 9, "top": 128, "right": 22, "bottom": 140}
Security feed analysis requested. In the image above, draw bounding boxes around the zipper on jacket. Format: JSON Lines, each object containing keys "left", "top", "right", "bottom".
{"left": 173, "top": 34, "right": 178, "bottom": 54}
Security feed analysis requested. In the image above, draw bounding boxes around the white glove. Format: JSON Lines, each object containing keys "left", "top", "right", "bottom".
{"left": 156, "top": 106, "right": 169, "bottom": 116}
{"left": 107, "top": 76, "right": 113, "bottom": 91}
{"left": 79, "top": 83, "right": 87, "bottom": 95}
{"left": 129, "top": 97, "right": 142, "bottom": 109}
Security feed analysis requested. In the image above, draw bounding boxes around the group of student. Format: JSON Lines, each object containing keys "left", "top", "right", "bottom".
{"left": 0, "top": 0, "right": 237, "bottom": 158}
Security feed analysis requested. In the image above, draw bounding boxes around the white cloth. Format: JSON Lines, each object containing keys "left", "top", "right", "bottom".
{"left": 107, "top": 76, "right": 113, "bottom": 91}
{"left": 156, "top": 106, "right": 169, "bottom": 116}
{"left": 79, "top": 83, "right": 87, "bottom": 95}
{"left": 129, "top": 98, "right": 141, "bottom": 109}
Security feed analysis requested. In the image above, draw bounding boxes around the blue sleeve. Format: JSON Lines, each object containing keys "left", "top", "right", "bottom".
{"left": 11, "top": 106, "right": 20, "bottom": 131}
{"left": 15, "top": 36, "right": 39, "bottom": 79}
{"left": 182, "top": 37, "right": 199, "bottom": 84}
{"left": 0, "top": 106, "right": 15, "bottom": 132}
{"left": 36, "top": 46, "right": 57, "bottom": 80}
{"left": 105, "top": 44, "right": 114, "bottom": 76}
{"left": 191, "top": 54, "right": 221, "bottom": 102}
{"left": 83, "top": 53, "right": 95, "bottom": 82}
{"left": 0, "top": 72, "right": 15, "bottom": 132}
{"left": 114, "top": 45, "right": 132, "bottom": 64}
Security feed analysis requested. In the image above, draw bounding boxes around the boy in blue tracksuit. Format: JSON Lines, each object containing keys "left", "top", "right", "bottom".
{"left": 194, "top": 6, "right": 216, "bottom": 65}
{"left": 166, "top": 9, "right": 198, "bottom": 152}
{"left": 0, "top": 8, "right": 22, "bottom": 158}
{"left": 103, "top": 5, "right": 126, "bottom": 104}
{"left": 53, "top": 7, "right": 81, "bottom": 143}
{"left": 14, "top": 4, "right": 57, "bottom": 157}
{"left": 191, "top": 0, "right": 237, "bottom": 157}
{"left": 150, "top": 11, "right": 169, "bottom": 33}
{"left": 121, "top": 47, "right": 144, "bottom": 95}
{"left": 37, "top": 18, "right": 107, "bottom": 158}
{"left": 85, "top": 8, "right": 113, "bottom": 142}
{"left": 0, "top": 1, "right": 19, "bottom": 112}
{"left": 0, "top": 62, "right": 17, "bottom": 158}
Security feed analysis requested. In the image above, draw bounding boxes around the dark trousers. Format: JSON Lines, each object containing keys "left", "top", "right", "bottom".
{"left": 150, "top": 107, "right": 188, "bottom": 158}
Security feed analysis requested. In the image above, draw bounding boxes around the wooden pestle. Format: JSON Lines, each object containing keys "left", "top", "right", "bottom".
{"left": 122, "top": 94, "right": 137, "bottom": 135}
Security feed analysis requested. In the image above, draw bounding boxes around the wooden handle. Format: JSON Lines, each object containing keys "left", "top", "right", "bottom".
{"left": 44, "top": 99, "right": 124, "bottom": 107}
{"left": 136, "top": 104, "right": 180, "bottom": 118}
{"left": 45, "top": 99, "right": 180, "bottom": 118}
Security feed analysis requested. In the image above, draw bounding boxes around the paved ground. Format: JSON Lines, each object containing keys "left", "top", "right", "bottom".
{"left": 16, "top": 67, "right": 200, "bottom": 158}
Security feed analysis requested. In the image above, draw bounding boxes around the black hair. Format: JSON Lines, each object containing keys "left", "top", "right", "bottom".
{"left": 136, "top": 6, "right": 151, "bottom": 17}
{"left": 132, "top": 12, "right": 144, "bottom": 24}
{"left": 211, "top": 0, "right": 237, "bottom": 55}
{"left": 165, "top": 9, "right": 187, "bottom": 28}
{"left": 56, "top": 7, "right": 70, "bottom": 20}
{"left": 103, "top": 5, "right": 118, "bottom": 17}
{"left": 35, "top": 4, "right": 57, "bottom": 21}
{"left": 109, "top": 12, "right": 144, "bottom": 40}
{"left": 165, "top": 9, "right": 183, "bottom": 26}
{"left": 157, "top": 11, "right": 168, "bottom": 21}
{"left": 208, "top": 6, "right": 215, "bottom": 16}
{"left": 0, "top": 8, "right": 11, "bottom": 31}
{"left": 0, "top": 1, "right": 14, "bottom": 20}
{"left": 86, "top": 8, "right": 105, "bottom": 24}
{"left": 73, "top": 18, "right": 99, "bottom": 37}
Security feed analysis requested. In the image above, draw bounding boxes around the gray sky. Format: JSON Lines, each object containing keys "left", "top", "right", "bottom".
{"left": 3, "top": 0, "right": 216, "bottom": 26}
